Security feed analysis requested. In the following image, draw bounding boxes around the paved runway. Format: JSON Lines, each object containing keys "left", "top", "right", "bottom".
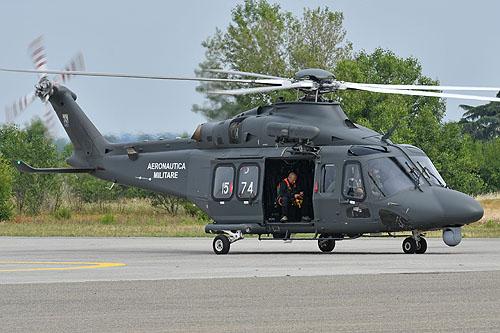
{"left": 1, "top": 237, "right": 500, "bottom": 332}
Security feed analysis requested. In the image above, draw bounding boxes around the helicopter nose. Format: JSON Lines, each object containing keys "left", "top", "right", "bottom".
{"left": 434, "top": 187, "right": 483, "bottom": 224}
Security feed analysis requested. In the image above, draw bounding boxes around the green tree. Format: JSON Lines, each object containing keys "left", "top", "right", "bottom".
{"left": 148, "top": 193, "right": 184, "bottom": 216}
{"left": 193, "top": 0, "right": 352, "bottom": 120}
{"left": 429, "top": 123, "right": 484, "bottom": 195}
{"left": 471, "top": 138, "right": 500, "bottom": 192}
{"left": 458, "top": 92, "right": 500, "bottom": 142}
{"left": 69, "top": 174, "right": 123, "bottom": 210}
{"left": 0, "top": 119, "right": 64, "bottom": 214}
{"left": 290, "top": 7, "right": 352, "bottom": 70}
{"left": 0, "top": 154, "right": 14, "bottom": 221}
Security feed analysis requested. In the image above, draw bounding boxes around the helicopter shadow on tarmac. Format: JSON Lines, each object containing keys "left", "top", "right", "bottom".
{"left": 168, "top": 247, "right": 466, "bottom": 256}
{"left": 217, "top": 251, "right": 461, "bottom": 256}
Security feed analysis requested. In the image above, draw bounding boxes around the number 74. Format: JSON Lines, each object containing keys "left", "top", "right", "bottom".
{"left": 240, "top": 181, "right": 254, "bottom": 194}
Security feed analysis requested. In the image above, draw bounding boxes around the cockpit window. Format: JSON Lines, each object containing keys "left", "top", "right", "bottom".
{"left": 367, "top": 157, "right": 415, "bottom": 199}
{"left": 411, "top": 156, "right": 446, "bottom": 186}
{"left": 343, "top": 162, "right": 365, "bottom": 200}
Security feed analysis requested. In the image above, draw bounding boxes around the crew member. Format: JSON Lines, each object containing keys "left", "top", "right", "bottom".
{"left": 368, "top": 166, "right": 382, "bottom": 195}
{"left": 278, "top": 172, "right": 311, "bottom": 222}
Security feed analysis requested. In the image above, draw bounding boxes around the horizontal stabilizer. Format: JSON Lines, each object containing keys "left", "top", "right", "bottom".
{"left": 13, "top": 160, "right": 94, "bottom": 174}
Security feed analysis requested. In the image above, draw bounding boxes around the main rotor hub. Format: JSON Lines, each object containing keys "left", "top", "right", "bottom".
{"left": 295, "top": 68, "right": 336, "bottom": 81}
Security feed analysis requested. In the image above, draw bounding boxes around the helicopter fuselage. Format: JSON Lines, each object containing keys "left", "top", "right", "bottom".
{"left": 18, "top": 84, "right": 483, "bottom": 254}
{"left": 96, "top": 139, "right": 483, "bottom": 235}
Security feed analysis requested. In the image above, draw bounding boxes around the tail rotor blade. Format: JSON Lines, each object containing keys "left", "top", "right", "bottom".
{"left": 53, "top": 52, "right": 85, "bottom": 84}
{"left": 42, "top": 102, "right": 57, "bottom": 135}
{"left": 27, "top": 35, "right": 48, "bottom": 79}
{"left": 4, "top": 91, "right": 37, "bottom": 122}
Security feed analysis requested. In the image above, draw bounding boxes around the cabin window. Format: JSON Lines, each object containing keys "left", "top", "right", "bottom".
{"left": 213, "top": 165, "right": 235, "bottom": 200}
{"left": 237, "top": 164, "right": 259, "bottom": 200}
{"left": 321, "top": 164, "right": 336, "bottom": 193}
{"left": 342, "top": 162, "right": 365, "bottom": 201}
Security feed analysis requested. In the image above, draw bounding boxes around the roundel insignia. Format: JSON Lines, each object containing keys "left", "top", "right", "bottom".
{"left": 62, "top": 114, "right": 69, "bottom": 127}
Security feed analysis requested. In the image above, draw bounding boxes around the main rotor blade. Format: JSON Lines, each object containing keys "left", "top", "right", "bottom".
{"left": 205, "top": 69, "right": 286, "bottom": 80}
{"left": 346, "top": 82, "right": 500, "bottom": 102}
{"left": 208, "top": 81, "right": 313, "bottom": 95}
{"left": 0, "top": 68, "right": 283, "bottom": 85}
{"left": 356, "top": 83, "right": 500, "bottom": 92}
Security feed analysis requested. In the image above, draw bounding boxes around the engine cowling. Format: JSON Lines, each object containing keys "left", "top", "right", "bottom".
{"left": 443, "top": 227, "right": 462, "bottom": 247}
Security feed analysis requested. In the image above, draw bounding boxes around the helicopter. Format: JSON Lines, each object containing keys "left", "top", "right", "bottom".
{"left": 2, "top": 51, "right": 499, "bottom": 255}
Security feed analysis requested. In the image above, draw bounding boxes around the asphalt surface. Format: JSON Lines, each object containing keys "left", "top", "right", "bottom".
{"left": 1, "top": 237, "right": 500, "bottom": 332}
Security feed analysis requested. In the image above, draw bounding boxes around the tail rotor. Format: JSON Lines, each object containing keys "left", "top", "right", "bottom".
{"left": 4, "top": 35, "right": 84, "bottom": 135}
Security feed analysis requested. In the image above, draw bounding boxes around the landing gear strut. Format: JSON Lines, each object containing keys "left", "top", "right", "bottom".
{"left": 415, "top": 237, "right": 427, "bottom": 254}
{"left": 212, "top": 230, "right": 244, "bottom": 255}
{"left": 402, "top": 231, "right": 427, "bottom": 254}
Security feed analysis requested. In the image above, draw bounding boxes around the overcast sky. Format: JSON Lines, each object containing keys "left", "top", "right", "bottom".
{"left": 1, "top": 0, "right": 499, "bottom": 137}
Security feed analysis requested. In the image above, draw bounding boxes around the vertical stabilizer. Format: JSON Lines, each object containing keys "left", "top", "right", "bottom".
{"left": 48, "top": 84, "right": 109, "bottom": 168}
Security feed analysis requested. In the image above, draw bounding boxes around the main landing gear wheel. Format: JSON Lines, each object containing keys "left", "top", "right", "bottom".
{"left": 416, "top": 237, "right": 427, "bottom": 254}
{"left": 213, "top": 235, "right": 230, "bottom": 255}
{"left": 402, "top": 237, "right": 417, "bottom": 254}
{"left": 272, "top": 232, "right": 286, "bottom": 239}
{"left": 318, "top": 234, "right": 336, "bottom": 252}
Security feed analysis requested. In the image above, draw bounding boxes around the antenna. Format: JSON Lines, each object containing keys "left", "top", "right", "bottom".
{"left": 382, "top": 121, "right": 400, "bottom": 142}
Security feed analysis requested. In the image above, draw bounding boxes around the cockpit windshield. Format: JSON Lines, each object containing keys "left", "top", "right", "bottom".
{"left": 411, "top": 156, "right": 446, "bottom": 187}
{"left": 367, "top": 157, "right": 415, "bottom": 199}
{"left": 399, "top": 145, "right": 446, "bottom": 187}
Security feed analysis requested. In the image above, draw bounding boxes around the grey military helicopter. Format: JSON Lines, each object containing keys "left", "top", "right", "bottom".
{"left": 2, "top": 58, "right": 499, "bottom": 255}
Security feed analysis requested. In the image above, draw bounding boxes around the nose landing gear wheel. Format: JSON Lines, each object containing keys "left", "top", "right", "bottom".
{"left": 402, "top": 237, "right": 417, "bottom": 254}
{"left": 415, "top": 237, "right": 427, "bottom": 254}
{"left": 213, "top": 235, "right": 230, "bottom": 255}
{"left": 318, "top": 234, "right": 336, "bottom": 252}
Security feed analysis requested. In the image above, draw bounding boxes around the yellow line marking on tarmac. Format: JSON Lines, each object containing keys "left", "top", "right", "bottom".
{"left": 0, "top": 261, "right": 125, "bottom": 272}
